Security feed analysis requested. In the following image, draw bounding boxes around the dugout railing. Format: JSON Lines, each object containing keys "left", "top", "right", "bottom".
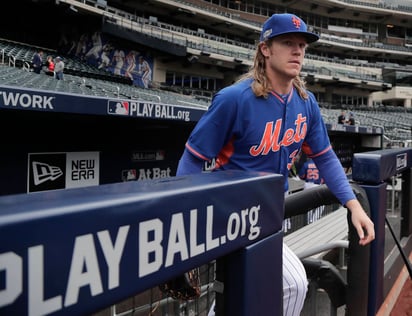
{"left": 283, "top": 147, "right": 412, "bottom": 316}
{"left": 352, "top": 147, "right": 412, "bottom": 316}
{"left": 0, "top": 170, "right": 285, "bottom": 316}
{"left": 0, "top": 148, "right": 411, "bottom": 315}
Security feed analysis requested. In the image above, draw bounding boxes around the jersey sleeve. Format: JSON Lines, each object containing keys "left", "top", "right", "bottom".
{"left": 176, "top": 148, "right": 204, "bottom": 176}
{"left": 298, "top": 162, "right": 307, "bottom": 180}
{"left": 313, "top": 150, "right": 356, "bottom": 205}
{"left": 185, "top": 86, "right": 240, "bottom": 160}
{"left": 301, "top": 93, "right": 332, "bottom": 157}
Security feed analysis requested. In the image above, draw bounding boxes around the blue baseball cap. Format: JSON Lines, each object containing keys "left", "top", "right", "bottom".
{"left": 260, "top": 13, "right": 319, "bottom": 43}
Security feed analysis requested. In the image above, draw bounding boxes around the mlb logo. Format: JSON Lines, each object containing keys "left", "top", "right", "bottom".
{"left": 108, "top": 100, "right": 129, "bottom": 115}
{"left": 122, "top": 169, "right": 137, "bottom": 181}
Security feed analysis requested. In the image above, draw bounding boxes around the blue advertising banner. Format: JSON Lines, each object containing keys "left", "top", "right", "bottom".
{"left": 0, "top": 85, "right": 206, "bottom": 122}
{"left": 0, "top": 170, "right": 284, "bottom": 316}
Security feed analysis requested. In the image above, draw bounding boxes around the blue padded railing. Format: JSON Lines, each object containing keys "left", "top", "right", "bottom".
{"left": 352, "top": 147, "right": 412, "bottom": 316}
{"left": 0, "top": 170, "right": 284, "bottom": 316}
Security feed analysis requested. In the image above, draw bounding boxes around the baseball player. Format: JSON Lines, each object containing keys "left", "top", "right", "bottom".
{"left": 298, "top": 157, "right": 325, "bottom": 188}
{"left": 98, "top": 42, "right": 113, "bottom": 70}
{"left": 124, "top": 50, "right": 137, "bottom": 81}
{"left": 85, "top": 31, "right": 103, "bottom": 60}
{"left": 112, "top": 49, "right": 125, "bottom": 76}
{"left": 137, "top": 56, "right": 152, "bottom": 88}
{"left": 298, "top": 157, "right": 325, "bottom": 223}
{"left": 176, "top": 13, "right": 375, "bottom": 316}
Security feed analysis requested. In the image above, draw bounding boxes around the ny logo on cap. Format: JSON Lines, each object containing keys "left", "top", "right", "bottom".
{"left": 292, "top": 16, "right": 301, "bottom": 29}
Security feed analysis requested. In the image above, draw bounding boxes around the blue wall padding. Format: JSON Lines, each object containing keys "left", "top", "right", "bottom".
{"left": 224, "top": 232, "right": 283, "bottom": 316}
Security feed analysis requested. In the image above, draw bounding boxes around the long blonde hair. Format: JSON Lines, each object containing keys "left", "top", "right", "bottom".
{"left": 238, "top": 39, "right": 309, "bottom": 100}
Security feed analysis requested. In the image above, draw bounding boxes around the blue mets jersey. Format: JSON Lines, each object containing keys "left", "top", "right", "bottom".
{"left": 298, "top": 159, "right": 325, "bottom": 185}
{"left": 185, "top": 78, "right": 332, "bottom": 191}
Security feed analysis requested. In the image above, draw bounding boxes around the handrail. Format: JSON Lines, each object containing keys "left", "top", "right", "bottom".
{"left": 8, "top": 55, "right": 16, "bottom": 67}
{"left": 23, "top": 61, "right": 31, "bottom": 72}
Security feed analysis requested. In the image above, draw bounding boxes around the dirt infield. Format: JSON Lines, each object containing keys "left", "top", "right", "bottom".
{"left": 376, "top": 252, "right": 412, "bottom": 316}
{"left": 390, "top": 277, "right": 412, "bottom": 316}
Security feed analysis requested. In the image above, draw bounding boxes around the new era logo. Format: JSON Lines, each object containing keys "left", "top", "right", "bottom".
{"left": 28, "top": 152, "right": 99, "bottom": 193}
{"left": 28, "top": 153, "right": 66, "bottom": 192}
{"left": 32, "top": 161, "right": 63, "bottom": 185}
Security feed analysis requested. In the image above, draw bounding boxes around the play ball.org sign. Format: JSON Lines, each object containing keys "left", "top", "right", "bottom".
{"left": 28, "top": 152, "right": 100, "bottom": 193}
